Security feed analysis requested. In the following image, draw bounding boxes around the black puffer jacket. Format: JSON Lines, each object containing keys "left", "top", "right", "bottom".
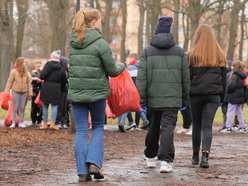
{"left": 227, "top": 70, "right": 246, "bottom": 104}
{"left": 189, "top": 66, "right": 226, "bottom": 102}
{"left": 40, "top": 61, "right": 67, "bottom": 105}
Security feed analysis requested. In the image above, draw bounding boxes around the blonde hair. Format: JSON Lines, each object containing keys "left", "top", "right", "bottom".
{"left": 230, "top": 60, "right": 244, "bottom": 80}
{"left": 15, "top": 57, "right": 28, "bottom": 77}
{"left": 72, "top": 8, "right": 101, "bottom": 44}
{"left": 128, "top": 53, "right": 138, "bottom": 59}
{"left": 188, "top": 24, "right": 227, "bottom": 67}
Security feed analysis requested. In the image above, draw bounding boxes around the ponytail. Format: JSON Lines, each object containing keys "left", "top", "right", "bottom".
{"left": 72, "top": 8, "right": 101, "bottom": 44}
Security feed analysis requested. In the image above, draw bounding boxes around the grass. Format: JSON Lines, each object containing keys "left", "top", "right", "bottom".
{"left": 1, "top": 102, "right": 248, "bottom": 127}
{"left": 106, "top": 107, "right": 225, "bottom": 126}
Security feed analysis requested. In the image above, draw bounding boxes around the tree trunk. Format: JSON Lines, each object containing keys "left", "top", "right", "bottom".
{"left": 182, "top": 9, "right": 189, "bottom": 52}
{"left": 238, "top": 0, "right": 247, "bottom": 61}
{"left": 137, "top": 0, "right": 145, "bottom": 54}
{"left": 150, "top": 0, "right": 160, "bottom": 36}
{"left": 45, "top": 0, "right": 68, "bottom": 55}
{"left": 215, "top": 1, "right": 225, "bottom": 45}
{"left": 102, "top": 0, "right": 112, "bottom": 43}
{"left": 145, "top": 2, "right": 151, "bottom": 46}
{"left": 172, "top": 0, "right": 180, "bottom": 44}
{"left": 16, "top": 0, "right": 28, "bottom": 58}
{"left": 0, "top": 0, "right": 15, "bottom": 91}
{"left": 120, "top": 0, "right": 127, "bottom": 62}
{"left": 188, "top": 0, "right": 202, "bottom": 41}
{"left": 227, "top": 1, "right": 241, "bottom": 61}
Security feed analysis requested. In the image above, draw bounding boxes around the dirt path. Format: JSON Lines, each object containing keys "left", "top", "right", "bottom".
{"left": 1, "top": 125, "right": 248, "bottom": 186}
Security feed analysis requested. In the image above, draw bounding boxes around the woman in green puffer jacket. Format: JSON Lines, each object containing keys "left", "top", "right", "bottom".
{"left": 68, "top": 8, "right": 124, "bottom": 182}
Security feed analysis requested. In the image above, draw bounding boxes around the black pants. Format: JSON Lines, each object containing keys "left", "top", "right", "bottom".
{"left": 190, "top": 95, "right": 220, "bottom": 152}
{"left": 56, "top": 92, "right": 69, "bottom": 125}
{"left": 144, "top": 110, "right": 178, "bottom": 163}
{"left": 31, "top": 92, "right": 42, "bottom": 124}
{"left": 180, "top": 107, "right": 192, "bottom": 129}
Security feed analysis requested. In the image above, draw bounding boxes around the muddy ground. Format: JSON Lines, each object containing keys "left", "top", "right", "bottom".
{"left": 0, "top": 125, "right": 248, "bottom": 186}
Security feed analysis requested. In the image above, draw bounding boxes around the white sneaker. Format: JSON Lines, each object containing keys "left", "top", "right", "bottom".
{"left": 62, "top": 124, "right": 68, "bottom": 129}
{"left": 176, "top": 128, "right": 189, "bottom": 134}
{"left": 18, "top": 123, "right": 26, "bottom": 128}
{"left": 219, "top": 127, "right": 232, "bottom": 133}
{"left": 146, "top": 158, "right": 156, "bottom": 168}
{"left": 160, "top": 161, "right": 173, "bottom": 173}
{"left": 9, "top": 123, "right": 15, "bottom": 128}
{"left": 56, "top": 124, "right": 62, "bottom": 129}
{"left": 185, "top": 129, "right": 192, "bottom": 136}
{"left": 231, "top": 126, "right": 239, "bottom": 132}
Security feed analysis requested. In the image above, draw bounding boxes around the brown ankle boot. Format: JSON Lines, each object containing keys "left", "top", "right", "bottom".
{"left": 50, "top": 121, "right": 59, "bottom": 130}
{"left": 39, "top": 122, "right": 48, "bottom": 130}
{"left": 79, "top": 174, "right": 92, "bottom": 182}
{"left": 89, "top": 164, "right": 104, "bottom": 179}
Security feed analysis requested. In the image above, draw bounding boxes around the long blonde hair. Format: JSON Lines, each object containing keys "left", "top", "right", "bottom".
{"left": 188, "top": 24, "right": 226, "bottom": 67}
{"left": 72, "top": 8, "right": 101, "bottom": 44}
{"left": 15, "top": 57, "right": 28, "bottom": 77}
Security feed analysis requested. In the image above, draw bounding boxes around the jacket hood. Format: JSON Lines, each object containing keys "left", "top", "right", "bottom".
{"left": 46, "top": 61, "right": 63, "bottom": 70}
{"left": 150, "top": 33, "right": 175, "bottom": 49}
{"left": 69, "top": 28, "right": 101, "bottom": 49}
{"left": 234, "top": 70, "right": 247, "bottom": 80}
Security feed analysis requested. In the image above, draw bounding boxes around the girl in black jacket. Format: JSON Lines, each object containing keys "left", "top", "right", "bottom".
{"left": 188, "top": 24, "right": 227, "bottom": 168}
{"left": 222, "top": 61, "right": 247, "bottom": 133}
{"left": 39, "top": 50, "right": 67, "bottom": 130}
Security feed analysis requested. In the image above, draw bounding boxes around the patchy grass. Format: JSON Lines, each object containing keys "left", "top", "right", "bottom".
{"left": 1, "top": 101, "right": 248, "bottom": 127}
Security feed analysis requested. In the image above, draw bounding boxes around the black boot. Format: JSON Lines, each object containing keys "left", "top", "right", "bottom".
{"left": 192, "top": 151, "right": 199, "bottom": 165}
{"left": 200, "top": 150, "right": 209, "bottom": 168}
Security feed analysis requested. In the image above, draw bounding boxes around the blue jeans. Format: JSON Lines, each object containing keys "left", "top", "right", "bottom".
{"left": 42, "top": 104, "right": 58, "bottom": 122}
{"left": 72, "top": 99, "right": 106, "bottom": 175}
{"left": 140, "top": 111, "right": 149, "bottom": 124}
{"left": 118, "top": 112, "right": 134, "bottom": 125}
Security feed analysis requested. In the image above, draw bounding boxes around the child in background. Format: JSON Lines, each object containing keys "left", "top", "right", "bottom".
{"left": 222, "top": 60, "right": 247, "bottom": 133}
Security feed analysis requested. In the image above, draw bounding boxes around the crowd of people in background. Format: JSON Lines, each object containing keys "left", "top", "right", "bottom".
{"left": 3, "top": 7, "right": 248, "bottom": 183}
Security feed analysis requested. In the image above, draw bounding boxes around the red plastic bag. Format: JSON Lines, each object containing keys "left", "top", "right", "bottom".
{"left": 107, "top": 69, "right": 141, "bottom": 117}
{"left": 0, "top": 92, "right": 11, "bottom": 110}
{"left": 34, "top": 91, "right": 43, "bottom": 107}
{"left": 105, "top": 100, "right": 116, "bottom": 119}
{"left": 4, "top": 102, "right": 19, "bottom": 126}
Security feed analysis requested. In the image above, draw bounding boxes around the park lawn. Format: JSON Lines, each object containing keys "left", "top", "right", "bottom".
{"left": 2, "top": 101, "right": 248, "bottom": 126}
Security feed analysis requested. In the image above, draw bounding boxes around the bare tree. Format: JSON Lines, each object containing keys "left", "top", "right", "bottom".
{"left": 86, "top": 0, "right": 100, "bottom": 9}
{"left": 0, "top": 0, "right": 15, "bottom": 91}
{"left": 102, "top": 0, "right": 112, "bottom": 43}
{"left": 45, "top": 0, "right": 69, "bottom": 55}
{"left": 145, "top": 2, "right": 151, "bottom": 46}
{"left": 214, "top": 1, "right": 226, "bottom": 45}
{"left": 120, "top": 0, "right": 127, "bottom": 62}
{"left": 227, "top": 0, "right": 241, "bottom": 60}
{"left": 150, "top": 0, "right": 160, "bottom": 36}
{"left": 182, "top": 5, "right": 190, "bottom": 51}
{"left": 16, "top": 0, "right": 29, "bottom": 58}
{"left": 172, "top": 0, "right": 180, "bottom": 44}
{"left": 137, "top": 0, "right": 145, "bottom": 54}
{"left": 238, "top": 0, "right": 248, "bottom": 60}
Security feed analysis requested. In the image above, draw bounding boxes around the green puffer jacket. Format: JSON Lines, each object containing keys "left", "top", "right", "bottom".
{"left": 136, "top": 33, "right": 190, "bottom": 109}
{"left": 68, "top": 28, "right": 125, "bottom": 103}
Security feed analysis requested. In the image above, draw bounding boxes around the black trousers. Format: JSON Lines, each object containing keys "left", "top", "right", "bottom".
{"left": 190, "top": 95, "right": 220, "bottom": 152}
{"left": 31, "top": 92, "right": 42, "bottom": 124}
{"left": 144, "top": 110, "right": 178, "bottom": 163}
{"left": 180, "top": 107, "right": 192, "bottom": 129}
{"left": 56, "top": 92, "right": 69, "bottom": 125}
